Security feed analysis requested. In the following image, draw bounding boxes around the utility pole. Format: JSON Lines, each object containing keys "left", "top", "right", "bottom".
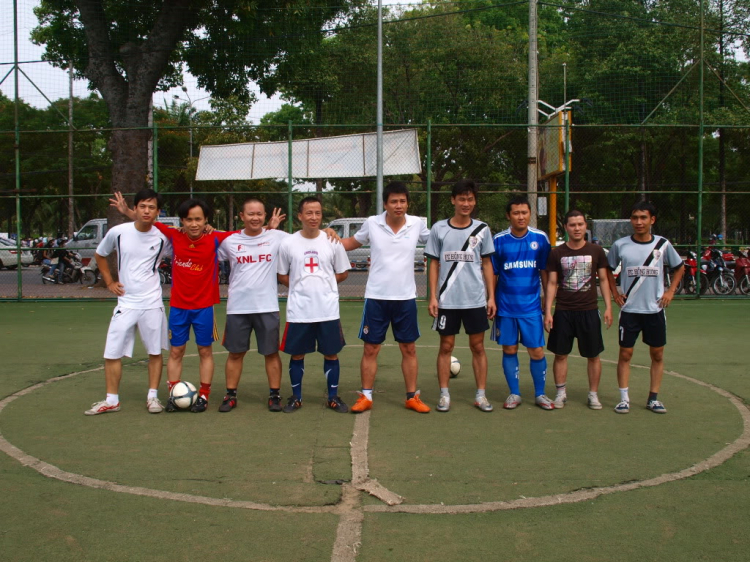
{"left": 527, "top": 0, "right": 539, "bottom": 226}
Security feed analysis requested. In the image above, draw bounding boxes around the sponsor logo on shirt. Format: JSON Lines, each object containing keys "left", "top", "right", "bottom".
{"left": 504, "top": 260, "right": 537, "bottom": 270}
{"left": 443, "top": 251, "right": 475, "bottom": 262}
{"left": 304, "top": 251, "right": 320, "bottom": 273}
{"left": 258, "top": 241, "right": 270, "bottom": 247}
{"left": 174, "top": 257, "right": 204, "bottom": 272}
{"left": 626, "top": 266, "right": 659, "bottom": 277}
{"left": 236, "top": 254, "right": 273, "bottom": 264}
{"left": 469, "top": 236, "right": 479, "bottom": 249}
{"left": 652, "top": 249, "right": 662, "bottom": 261}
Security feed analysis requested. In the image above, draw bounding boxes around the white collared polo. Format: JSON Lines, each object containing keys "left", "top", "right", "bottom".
{"left": 354, "top": 212, "right": 430, "bottom": 300}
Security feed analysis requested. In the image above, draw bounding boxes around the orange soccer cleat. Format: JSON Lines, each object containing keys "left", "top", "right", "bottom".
{"left": 405, "top": 391, "right": 430, "bottom": 413}
{"left": 350, "top": 392, "right": 373, "bottom": 413}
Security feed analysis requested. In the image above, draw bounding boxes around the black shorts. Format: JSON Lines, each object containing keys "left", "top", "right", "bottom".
{"left": 618, "top": 310, "right": 667, "bottom": 349}
{"left": 547, "top": 309, "right": 604, "bottom": 358}
{"left": 432, "top": 307, "right": 489, "bottom": 336}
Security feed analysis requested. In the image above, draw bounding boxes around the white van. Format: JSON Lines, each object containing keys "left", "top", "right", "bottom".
{"left": 67, "top": 216, "right": 180, "bottom": 265}
{"left": 326, "top": 216, "right": 427, "bottom": 271}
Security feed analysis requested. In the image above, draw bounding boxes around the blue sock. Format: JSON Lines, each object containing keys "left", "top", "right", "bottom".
{"left": 502, "top": 353, "right": 521, "bottom": 395}
{"left": 289, "top": 358, "right": 304, "bottom": 400}
{"left": 530, "top": 357, "right": 548, "bottom": 397}
{"left": 324, "top": 359, "right": 340, "bottom": 399}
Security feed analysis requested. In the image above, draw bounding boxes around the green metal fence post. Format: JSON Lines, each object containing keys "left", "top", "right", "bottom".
{"left": 426, "top": 120, "right": 432, "bottom": 302}
{"left": 696, "top": 0, "right": 704, "bottom": 298}
{"left": 152, "top": 123, "right": 159, "bottom": 192}
{"left": 13, "top": 0, "right": 21, "bottom": 301}
{"left": 287, "top": 121, "right": 293, "bottom": 233}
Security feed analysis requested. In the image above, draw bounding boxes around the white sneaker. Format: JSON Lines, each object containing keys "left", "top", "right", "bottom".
{"left": 84, "top": 400, "right": 120, "bottom": 416}
{"left": 437, "top": 394, "right": 451, "bottom": 412}
{"left": 535, "top": 395, "right": 555, "bottom": 410}
{"left": 614, "top": 400, "right": 630, "bottom": 414}
{"left": 147, "top": 397, "right": 164, "bottom": 413}
{"left": 474, "top": 395, "right": 494, "bottom": 412}
{"left": 553, "top": 393, "right": 567, "bottom": 409}
{"left": 588, "top": 395, "right": 603, "bottom": 410}
{"left": 503, "top": 394, "right": 522, "bottom": 410}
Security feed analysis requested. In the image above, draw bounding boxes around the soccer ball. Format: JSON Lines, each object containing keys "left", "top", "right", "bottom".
{"left": 170, "top": 381, "right": 198, "bottom": 410}
{"left": 450, "top": 356, "right": 461, "bottom": 378}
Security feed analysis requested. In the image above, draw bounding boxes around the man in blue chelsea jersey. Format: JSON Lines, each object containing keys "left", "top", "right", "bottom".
{"left": 491, "top": 197, "right": 555, "bottom": 410}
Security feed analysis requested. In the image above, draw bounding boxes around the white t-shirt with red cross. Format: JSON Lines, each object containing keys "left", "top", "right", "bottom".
{"left": 219, "top": 229, "right": 290, "bottom": 314}
{"left": 354, "top": 212, "right": 430, "bottom": 300}
{"left": 277, "top": 231, "right": 350, "bottom": 322}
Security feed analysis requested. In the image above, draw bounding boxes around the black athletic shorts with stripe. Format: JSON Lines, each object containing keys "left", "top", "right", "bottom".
{"left": 618, "top": 310, "right": 667, "bottom": 349}
{"left": 432, "top": 307, "right": 489, "bottom": 336}
{"left": 547, "top": 309, "right": 604, "bottom": 358}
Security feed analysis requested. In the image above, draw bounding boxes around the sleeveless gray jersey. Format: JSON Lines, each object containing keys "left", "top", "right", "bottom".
{"left": 607, "top": 235, "right": 682, "bottom": 314}
{"left": 425, "top": 219, "right": 494, "bottom": 309}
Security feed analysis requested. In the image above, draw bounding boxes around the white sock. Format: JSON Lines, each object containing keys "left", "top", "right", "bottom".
{"left": 362, "top": 389, "right": 373, "bottom": 400}
{"left": 475, "top": 388, "right": 486, "bottom": 400}
{"left": 619, "top": 388, "right": 629, "bottom": 402}
{"left": 440, "top": 387, "right": 450, "bottom": 397}
{"left": 147, "top": 388, "right": 158, "bottom": 400}
{"left": 106, "top": 393, "right": 119, "bottom": 405}
{"left": 588, "top": 391, "right": 599, "bottom": 400}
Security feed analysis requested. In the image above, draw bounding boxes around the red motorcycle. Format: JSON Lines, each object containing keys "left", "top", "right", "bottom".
{"left": 681, "top": 251, "right": 706, "bottom": 295}
{"left": 735, "top": 248, "right": 750, "bottom": 296}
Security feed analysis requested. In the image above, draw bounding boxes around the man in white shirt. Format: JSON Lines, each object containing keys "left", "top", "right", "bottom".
{"left": 85, "top": 188, "right": 172, "bottom": 415}
{"left": 277, "top": 197, "right": 350, "bottom": 413}
{"left": 218, "top": 198, "right": 290, "bottom": 412}
{"left": 342, "top": 182, "right": 432, "bottom": 413}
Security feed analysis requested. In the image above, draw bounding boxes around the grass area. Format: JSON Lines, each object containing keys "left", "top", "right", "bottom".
{"left": 1, "top": 299, "right": 749, "bottom": 561}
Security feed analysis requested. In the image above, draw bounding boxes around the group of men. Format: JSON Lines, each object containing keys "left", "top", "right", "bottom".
{"left": 85, "top": 180, "right": 683, "bottom": 418}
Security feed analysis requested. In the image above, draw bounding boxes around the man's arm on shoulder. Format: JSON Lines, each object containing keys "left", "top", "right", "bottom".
{"left": 342, "top": 237, "right": 363, "bottom": 251}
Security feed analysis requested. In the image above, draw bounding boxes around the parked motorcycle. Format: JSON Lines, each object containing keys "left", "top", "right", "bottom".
{"left": 702, "top": 247, "right": 735, "bottom": 295}
{"left": 158, "top": 257, "right": 172, "bottom": 285}
{"left": 734, "top": 248, "right": 750, "bottom": 296}
{"left": 41, "top": 251, "right": 96, "bottom": 285}
{"left": 681, "top": 251, "right": 707, "bottom": 295}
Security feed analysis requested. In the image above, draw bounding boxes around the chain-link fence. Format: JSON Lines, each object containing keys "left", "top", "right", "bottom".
{"left": 2, "top": 1, "right": 749, "bottom": 300}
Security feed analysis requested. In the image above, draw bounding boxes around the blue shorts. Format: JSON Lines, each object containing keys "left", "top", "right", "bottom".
{"left": 492, "top": 315, "right": 545, "bottom": 349}
{"left": 280, "top": 320, "right": 346, "bottom": 356}
{"left": 168, "top": 306, "right": 217, "bottom": 347}
{"left": 359, "top": 298, "right": 420, "bottom": 345}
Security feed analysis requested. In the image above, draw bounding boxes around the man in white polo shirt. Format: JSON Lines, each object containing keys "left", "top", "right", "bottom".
{"left": 85, "top": 188, "right": 172, "bottom": 415}
{"left": 342, "top": 182, "right": 432, "bottom": 413}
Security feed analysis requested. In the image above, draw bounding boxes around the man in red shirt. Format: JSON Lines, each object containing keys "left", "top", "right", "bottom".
{"left": 111, "top": 193, "right": 283, "bottom": 412}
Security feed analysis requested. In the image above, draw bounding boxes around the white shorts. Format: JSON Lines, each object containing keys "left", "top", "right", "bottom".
{"left": 103, "top": 306, "right": 169, "bottom": 359}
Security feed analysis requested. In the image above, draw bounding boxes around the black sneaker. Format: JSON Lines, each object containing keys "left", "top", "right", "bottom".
{"left": 282, "top": 396, "right": 302, "bottom": 413}
{"left": 327, "top": 396, "right": 349, "bottom": 413}
{"left": 218, "top": 394, "right": 237, "bottom": 412}
{"left": 268, "top": 394, "right": 282, "bottom": 412}
{"left": 165, "top": 398, "right": 177, "bottom": 413}
{"left": 190, "top": 396, "right": 208, "bottom": 413}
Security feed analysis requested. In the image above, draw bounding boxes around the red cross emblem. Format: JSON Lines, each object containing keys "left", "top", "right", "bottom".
{"left": 305, "top": 256, "right": 319, "bottom": 273}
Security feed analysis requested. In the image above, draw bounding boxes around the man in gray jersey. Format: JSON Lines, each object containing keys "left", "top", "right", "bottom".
{"left": 606, "top": 201, "right": 683, "bottom": 415}
{"left": 426, "top": 180, "right": 496, "bottom": 412}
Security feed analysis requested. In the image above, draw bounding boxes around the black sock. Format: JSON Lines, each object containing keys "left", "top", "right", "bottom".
{"left": 269, "top": 388, "right": 280, "bottom": 396}
{"left": 648, "top": 392, "right": 658, "bottom": 403}
{"left": 226, "top": 388, "right": 237, "bottom": 397}
{"left": 406, "top": 391, "right": 416, "bottom": 400}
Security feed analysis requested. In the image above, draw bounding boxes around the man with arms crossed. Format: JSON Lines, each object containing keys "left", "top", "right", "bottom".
{"left": 342, "top": 182, "right": 432, "bottom": 413}
{"left": 491, "top": 196, "right": 554, "bottom": 410}
{"left": 85, "top": 188, "right": 171, "bottom": 415}
{"left": 426, "top": 179, "right": 496, "bottom": 412}
{"left": 544, "top": 209, "right": 612, "bottom": 410}
{"left": 277, "top": 197, "right": 350, "bottom": 413}
{"left": 606, "top": 201, "right": 683, "bottom": 414}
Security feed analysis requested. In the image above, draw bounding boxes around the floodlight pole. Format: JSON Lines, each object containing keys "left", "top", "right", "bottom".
{"left": 68, "top": 64, "right": 75, "bottom": 238}
{"left": 527, "top": 0, "right": 539, "bottom": 227}
{"left": 376, "top": 0, "right": 384, "bottom": 214}
{"left": 13, "top": 0, "right": 22, "bottom": 298}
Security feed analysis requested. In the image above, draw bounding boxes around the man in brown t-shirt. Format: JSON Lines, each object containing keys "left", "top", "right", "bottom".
{"left": 544, "top": 210, "right": 613, "bottom": 410}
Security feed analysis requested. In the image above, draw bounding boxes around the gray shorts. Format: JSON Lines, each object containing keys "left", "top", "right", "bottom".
{"left": 222, "top": 312, "right": 280, "bottom": 356}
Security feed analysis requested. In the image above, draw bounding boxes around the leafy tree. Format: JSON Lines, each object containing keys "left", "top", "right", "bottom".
{"left": 30, "top": 0, "right": 359, "bottom": 203}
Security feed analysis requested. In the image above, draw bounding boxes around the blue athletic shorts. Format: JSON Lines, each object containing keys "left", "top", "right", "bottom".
{"left": 492, "top": 315, "right": 545, "bottom": 349}
{"left": 168, "top": 306, "right": 217, "bottom": 347}
{"left": 280, "top": 319, "right": 346, "bottom": 356}
{"left": 359, "top": 298, "right": 420, "bottom": 345}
